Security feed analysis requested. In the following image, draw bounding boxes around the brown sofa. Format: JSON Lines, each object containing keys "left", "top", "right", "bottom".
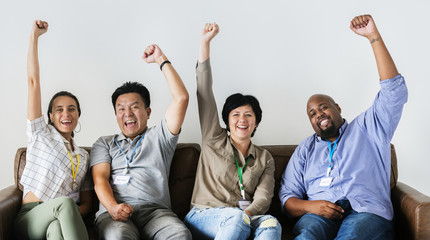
{"left": 0, "top": 143, "right": 429, "bottom": 239}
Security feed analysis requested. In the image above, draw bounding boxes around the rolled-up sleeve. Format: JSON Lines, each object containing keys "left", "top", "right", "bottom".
{"left": 279, "top": 145, "right": 307, "bottom": 208}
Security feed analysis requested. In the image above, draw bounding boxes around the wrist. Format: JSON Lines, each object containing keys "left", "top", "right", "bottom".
{"left": 155, "top": 55, "right": 168, "bottom": 66}
{"left": 367, "top": 32, "right": 381, "bottom": 44}
{"left": 30, "top": 34, "right": 39, "bottom": 41}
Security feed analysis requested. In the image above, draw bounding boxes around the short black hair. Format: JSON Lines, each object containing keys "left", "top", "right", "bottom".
{"left": 111, "top": 82, "right": 150, "bottom": 112}
{"left": 47, "top": 91, "right": 81, "bottom": 137}
{"left": 221, "top": 93, "right": 262, "bottom": 137}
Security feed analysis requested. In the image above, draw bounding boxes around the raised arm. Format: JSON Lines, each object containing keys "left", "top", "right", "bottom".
{"left": 199, "top": 23, "right": 219, "bottom": 63}
{"left": 142, "top": 45, "right": 189, "bottom": 135}
{"left": 27, "top": 20, "right": 48, "bottom": 121}
{"left": 92, "top": 163, "right": 133, "bottom": 222}
{"left": 196, "top": 23, "right": 224, "bottom": 141}
{"left": 350, "top": 14, "right": 398, "bottom": 80}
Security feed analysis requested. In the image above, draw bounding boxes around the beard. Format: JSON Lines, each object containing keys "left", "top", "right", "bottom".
{"left": 318, "top": 124, "right": 338, "bottom": 139}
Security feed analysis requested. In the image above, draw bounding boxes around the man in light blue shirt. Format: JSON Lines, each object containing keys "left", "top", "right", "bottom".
{"left": 279, "top": 15, "right": 407, "bottom": 240}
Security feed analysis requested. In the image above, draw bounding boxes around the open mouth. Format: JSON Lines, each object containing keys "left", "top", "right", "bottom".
{"left": 125, "top": 120, "right": 137, "bottom": 127}
{"left": 61, "top": 120, "right": 72, "bottom": 126}
{"left": 237, "top": 125, "right": 248, "bottom": 130}
{"left": 318, "top": 118, "right": 330, "bottom": 128}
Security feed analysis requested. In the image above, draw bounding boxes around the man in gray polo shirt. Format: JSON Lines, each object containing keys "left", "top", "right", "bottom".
{"left": 90, "top": 44, "right": 191, "bottom": 239}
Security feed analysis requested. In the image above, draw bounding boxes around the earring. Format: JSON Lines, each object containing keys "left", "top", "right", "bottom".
{"left": 74, "top": 122, "right": 81, "bottom": 134}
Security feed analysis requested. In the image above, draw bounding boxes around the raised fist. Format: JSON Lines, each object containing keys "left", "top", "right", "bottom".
{"left": 201, "top": 22, "right": 219, "bottom": 43}
{"left": 142, "top": 44, "right": 165, "bottom": 64}
{"left": 350, "top": 15, "right": 379, "bottom": 39}
{"left": 31, "top": 20, "right": 48, "bottom": 38}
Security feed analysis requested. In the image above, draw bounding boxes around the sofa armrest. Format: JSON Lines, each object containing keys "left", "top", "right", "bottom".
{"left": 0, "top": 185, "right": 22, "bottom": 240}
{"left": 392, "top": 181, "right": 430, "bottom": 240}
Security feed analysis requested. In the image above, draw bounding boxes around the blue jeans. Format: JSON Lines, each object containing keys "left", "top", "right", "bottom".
{"left": 293, "top": 200, "right": 394, "bottom": 240}
{"left": 184, "top": 207, "right": 282, "bottom": 240}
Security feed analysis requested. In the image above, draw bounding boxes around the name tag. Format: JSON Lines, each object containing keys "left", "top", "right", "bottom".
{"left": 319, "top": 177, "right": 333, "bottom": 187}
{"left": 238, "top": 199, "right": 251, "bottom": 210}
{"left": 68, "top": 191, "right": 79, "bottom": 202}
{"left": 114, "top": 175, "right": 130, "bottom": 185}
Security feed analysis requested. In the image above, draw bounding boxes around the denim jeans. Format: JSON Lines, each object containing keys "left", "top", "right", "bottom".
{"left": 184, "top": 207, "right": 282, "bottom": 240}
{"left": 293, "top": 199, "right": 394, "bottom": 240}
{"left": 96, "top": 203, "right": 191, "bottom": 240}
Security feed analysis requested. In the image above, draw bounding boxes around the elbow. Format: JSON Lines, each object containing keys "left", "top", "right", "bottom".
{"left": 177, "top": 92, "right": 189, "bottom": 107}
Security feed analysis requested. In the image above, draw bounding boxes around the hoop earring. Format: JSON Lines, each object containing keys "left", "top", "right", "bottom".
{"left": 74, "top": 122, "right": 81, "bottom": 134}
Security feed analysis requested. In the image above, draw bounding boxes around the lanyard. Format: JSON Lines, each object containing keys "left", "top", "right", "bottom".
{"left": 234, "top": 154, "right": 251, "bottom": 199}
{"left": 67, "top": 151, "right": 80, "bottom": 189}
{"left": 114, "top": 131, "right": 146, "bottom": 174}
{"left": 326, "top": 136, "right": 340, "bottom": 177}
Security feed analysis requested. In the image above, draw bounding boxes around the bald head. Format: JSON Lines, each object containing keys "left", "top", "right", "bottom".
{"left": 307, "top": 94, "right": 336, "bottom": 110}
{"left": 306, "top": 94, "right": 344, "bottom": 141}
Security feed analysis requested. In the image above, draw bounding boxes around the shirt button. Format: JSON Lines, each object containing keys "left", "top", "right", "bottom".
{"left": 336, "top": 187, "right": 340, "bottom": 190}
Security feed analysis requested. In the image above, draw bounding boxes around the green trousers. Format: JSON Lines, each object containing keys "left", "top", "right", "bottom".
{"left": 14, "top": 196, "right": 88, "bottom": 240}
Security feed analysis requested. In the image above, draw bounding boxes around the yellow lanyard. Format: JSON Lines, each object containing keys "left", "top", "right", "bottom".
{"left": 67, "top": 151, "right": 80, "bottom": 188}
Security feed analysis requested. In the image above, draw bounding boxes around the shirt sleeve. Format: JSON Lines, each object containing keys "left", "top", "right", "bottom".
{"left": 157, "top": 118, "right": 180, "bottom": 163}
{"left": 358, "top": 74, "right": 408, "bottom": 144}
{"left": 90, "top": 137, "right": 113, "bottom": 167}
{"left": 279, "top": 144, "right": 307, "bottom": 208}
{"left": 196, "top": 59, "right": 225, "bottom": 143}
{"left": 80, "top": 155, "right": 94, "bottom": 191}
{"left": 26, "top": 116, "right": 48, "bottom": 142}
{"left": 246, "top": 154, "right": 276, "bottom": 216}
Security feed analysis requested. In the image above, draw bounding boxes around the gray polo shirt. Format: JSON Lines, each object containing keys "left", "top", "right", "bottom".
{"left": 90, "top": 118, "right": 178, "bottom": 218}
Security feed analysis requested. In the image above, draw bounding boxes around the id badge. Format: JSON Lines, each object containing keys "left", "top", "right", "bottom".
{"left": 319, "top": 177, "right": 333, "bottom": 187}
{"left": 113, "top": 175, "right": 130, "bottom": 185}
{"left": 68, "top": 191, "right": 79, "bottom": 202}
{"left": 238, "top": 199, "right": 251, "bottom": 210}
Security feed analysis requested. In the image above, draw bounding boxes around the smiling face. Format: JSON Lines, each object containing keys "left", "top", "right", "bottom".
{"left": 115, "top": 92, "right": 151, "bottom": 140}
{"left": 228, "top": 105, "right": 257, "bottom": 143}
{"left": 307, "top": 94, "right": 344, "bottom": 141}
{"left": 49, "top": 96, "right": 79, "bottom": 140}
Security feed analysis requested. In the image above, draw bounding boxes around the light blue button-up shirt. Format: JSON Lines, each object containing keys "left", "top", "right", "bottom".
{"left": 279, "top": 74, "right": 407, "bottom": 220}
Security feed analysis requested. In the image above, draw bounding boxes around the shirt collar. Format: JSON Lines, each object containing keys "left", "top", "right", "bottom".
{"left": 116, "top": 128, "right": 148, "bottom": 142}
{"left": 315, "top": 119, "right": 349, "bottom": 142}
{"left": 229, "top": 136, "right": 256, "bottom": 159}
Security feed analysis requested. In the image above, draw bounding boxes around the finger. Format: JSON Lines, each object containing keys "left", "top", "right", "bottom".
{"left": 214, "top": 23, "right": 219, "bottom": 33}
{"left": 327, "top": 202, "right": 344, "bottom": 213}
{"left": 351, "top": 18, "right": 360, "bottom": 28}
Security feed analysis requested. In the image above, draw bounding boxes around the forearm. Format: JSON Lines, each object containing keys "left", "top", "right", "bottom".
{"left": 284, "top": 197, "right": 310, "bottom": 217}
{"left": 94, "top": 178, "right": 118, "bottom": 212}
{"left": 368, "top": 33, "right": 398, "bottom": 80}
{"left": 27, "top": 35, "right": 42, "bottom": 120}
{"left": 79, "top": 190, "right": 92, "bottom": 217}
{"left": 156, "top": 54, "right": 189, "bottom": 134}
{"left": 246, "top": 162, "right": 275, "bottom": 216}
{"left": 157, "top": 55, "right": 189, "bottom": 104}
{"left": 196, "top": 60, "right": 223, "bottom": 139}
{"left": 199, "top": 40, "right": 210, "bottom": 63}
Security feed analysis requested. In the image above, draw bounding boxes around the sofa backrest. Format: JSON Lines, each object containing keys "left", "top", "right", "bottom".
{"left": 13, "top": 143, "right": 398, "bottom": 220}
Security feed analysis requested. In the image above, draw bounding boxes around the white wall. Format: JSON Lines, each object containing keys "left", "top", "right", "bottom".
{"left": 1, "top": 0, "right": 429, "bottom": 197}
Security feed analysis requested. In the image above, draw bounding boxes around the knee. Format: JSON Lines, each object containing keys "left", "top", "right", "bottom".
{"left": 53, "top": 196, "right": 78, "bottom": 212}
{"left": 259, "top": 216, "right": 281, "bottom": 230}
{"left": 170, "top": 227, "right": 192, "bottom": 240}
{"left": 99, "top": 224, "right": 139, "bottom": 240}
{"left": 222, "top": 209, "right": 251, "bottom": 227}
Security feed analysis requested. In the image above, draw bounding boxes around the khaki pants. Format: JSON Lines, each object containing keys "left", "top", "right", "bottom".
{"left": 14, "top": 196, "right": 88, "bottom": 240}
